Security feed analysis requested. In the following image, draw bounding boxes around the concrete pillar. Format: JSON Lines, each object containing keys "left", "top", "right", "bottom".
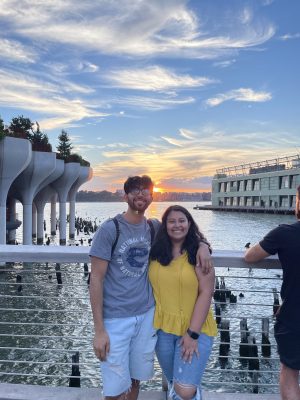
{"left": 51, "top": 163, "right": 81, "bottom": 245}
{"left": 34, "top": 159, "right": 64, "bottom": 244}
{"left": 68, "top": 167, "right": 93, "bottom": 239}
{"left": 9, "top": 152, "right": 56, "bottom": 245}
{"left": 51, "top": 195, "right": 57, "bottom": 235}
{"left": 0, "top": 137, "right": 31, "bottom": 244}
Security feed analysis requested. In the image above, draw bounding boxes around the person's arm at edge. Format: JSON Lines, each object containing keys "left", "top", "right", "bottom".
{"left": 89, "top": 256, "right": 110, "bottom": 361}
{"left": 244, "top": 243, "right": 271, "bottom": 263}
{"left": 180, "top": 265, "right": 215, "bottom": 362}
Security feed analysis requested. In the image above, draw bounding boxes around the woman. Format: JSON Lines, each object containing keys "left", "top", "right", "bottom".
{"left": 149, "top": 205, "right": 217, "bottom": 400}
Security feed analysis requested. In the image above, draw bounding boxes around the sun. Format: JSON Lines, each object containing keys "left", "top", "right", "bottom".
{"left": 153, "top": 187, "right": 163, "bottom": 193}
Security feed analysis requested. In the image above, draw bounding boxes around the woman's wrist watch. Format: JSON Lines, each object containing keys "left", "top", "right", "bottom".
{"left": 187, "top": 328, "right": 199, "bottom": 340}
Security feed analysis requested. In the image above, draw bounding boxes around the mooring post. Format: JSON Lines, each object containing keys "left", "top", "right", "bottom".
{"left": 219, "top": 319, "right": 230, "bottom": 366}
{"left": 55, "top": 263, "right": 62, "bottom": 285}
{"left": 214, "top": 277, "right": 220, "bottom": 301}
{"left": 248, "top": 335, "right": 259, "bottom": 394}
{"left": 272, "top": 288, "right": 280, "bottom": 316}
{"left": 69, "top": 351, "right": 80, "bottom": 387}
{"left": 261, "top": 318, "right": 271, "bottom": 357}
{"left": 16, "top": 274, "right": 22, "bottom": 293}
{"left": 219, "top": 276, "right": 226, "bottom": 305}
{"left": 239, "top": 318, "right": 249, "bottom": 361}
{"left": 83, "top": 263, "right": 89, "bottom": 278}
{"left": 215, "top": 303, "right": 221, "bottom": 326}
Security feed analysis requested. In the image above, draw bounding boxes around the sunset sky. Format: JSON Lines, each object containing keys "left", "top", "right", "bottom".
{"left": 1, "top": 0, "right": 299, "bottom": 192}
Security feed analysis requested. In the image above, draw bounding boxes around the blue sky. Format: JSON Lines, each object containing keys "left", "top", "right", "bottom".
{"left": 1, "top": 0, "right": 299, "bottom": 192}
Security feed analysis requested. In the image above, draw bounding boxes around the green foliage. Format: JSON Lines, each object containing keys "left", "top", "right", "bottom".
{"left": 0, "top": 116, "right": 7, "bottom": 141}
{"left": 30, "top": 122, "right": 52, "bottom": 152}
{"left": 67, "top": 153, "right": 90, "bottom": 166}
{"left": 7, "top": 115, "right": 34, "bottom": 139}
{"left": 57, "top": 130, "right": 72, "bottom": 160}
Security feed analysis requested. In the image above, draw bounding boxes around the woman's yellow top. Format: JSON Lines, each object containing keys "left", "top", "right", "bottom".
{"left": 149, "top": 252, "right": 217, "bottom": 337}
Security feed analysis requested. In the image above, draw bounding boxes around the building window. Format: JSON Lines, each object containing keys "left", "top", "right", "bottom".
{"left": 232, "top": 197, "right": 237, "bottom": 206}
{"left": 246, "top": 180, "right": 252, "bottom": 191}
{"left": 253, "top": 196, "right": 260, "bottom": 206}
{"left": 280, "top": 196, "right": 289, "bottom": 207}
{"left": 280, "top": 176, "right": 289, "bottom": 189}
{"left": 238, "top": 181, "right": 245, "bottom": 191}
{"left": 220, "top": 183, "right": 225, "bottom": 192}
{"left": 253, "top": 180, "right": 259, "bottom": 191}
{"left": 239, "top": 197, "right": 244, "bottom": 206}
{"left": 245, "top": 197, "right": 252, "bottom": 206}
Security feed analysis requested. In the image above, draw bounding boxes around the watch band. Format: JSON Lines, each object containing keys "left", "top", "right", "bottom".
{"left": 187, "top": 328, "right": 199, "bottom": 340}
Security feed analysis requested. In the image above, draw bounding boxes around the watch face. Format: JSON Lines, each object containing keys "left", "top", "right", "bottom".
{"left": 187, "top": 329, "right": 199, "bottom": 340}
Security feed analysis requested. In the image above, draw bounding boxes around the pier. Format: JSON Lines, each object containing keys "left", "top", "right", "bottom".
{"left": 193, "top": 204, "right": 294, "bottom": 215}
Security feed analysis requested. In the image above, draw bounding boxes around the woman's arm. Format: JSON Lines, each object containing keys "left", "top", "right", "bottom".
{"left": 180, "top": 265, "right": 215, "bottom": 362}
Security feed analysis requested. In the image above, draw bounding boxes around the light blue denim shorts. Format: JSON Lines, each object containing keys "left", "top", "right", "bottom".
{"left": 156, "top": 329, "right": 214, "bottom": 400}
{"left": 100, "top": 307, "right": 157, "bottom": 397}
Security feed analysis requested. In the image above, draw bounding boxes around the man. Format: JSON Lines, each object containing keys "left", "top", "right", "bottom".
{"left": 245, "top": 186, "right": 300, "bottom": 400}
{"left": 89, "top": 175, "right": 212, "bottom": 400}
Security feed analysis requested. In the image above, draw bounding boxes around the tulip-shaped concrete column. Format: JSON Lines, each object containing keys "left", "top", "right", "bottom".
{"left": 51, "top": 163, "right": 80, "bottom": 245}
{"left": 7, "top": 197, "right": 17, "bottom": 244}
{"left": 34, "top": 159, "right": 64, "bottom": 244}
{"left": 68, "top": 166, "right": 93, "bottom": 239}
{"left": 9, "top": 152, "right": 56, "bottom": 245}
{"left": 0, "top": 137, "right": 31, "bottom": 244}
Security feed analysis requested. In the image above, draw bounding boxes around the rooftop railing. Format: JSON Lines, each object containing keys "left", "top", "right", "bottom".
{"left": 0, "top": 246, "right": 282, "bottom": 396}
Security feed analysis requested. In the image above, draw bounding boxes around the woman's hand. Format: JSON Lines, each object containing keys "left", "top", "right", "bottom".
{"left": 196, "top": 242, "right": 212, "bottom": 274}
{"left": 180, "top": 333, "right": 199, "bottom": 363}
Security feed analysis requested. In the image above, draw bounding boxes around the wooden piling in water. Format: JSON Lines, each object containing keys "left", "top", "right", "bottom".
{"left": 69, "top": 351, "right": 80, "bottom": 387}
{"left": 272, "top": 288, "right": 280, "bottom": 316}
{"left": 261, "top": 318, "right": 271, "bottom": 357}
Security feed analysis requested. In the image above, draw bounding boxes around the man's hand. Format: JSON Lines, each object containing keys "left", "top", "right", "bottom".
{"left": 93, "top": 330, "right": 110, "bottom": 361}
{"left": 180, "top": 333, "right": 199, "bottom": 363}
{"left": 196, "top": 242, "right": 213, "bottom": 274}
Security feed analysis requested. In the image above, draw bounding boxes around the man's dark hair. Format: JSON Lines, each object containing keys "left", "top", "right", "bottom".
{"left": 296, "top": 185, "right": 300, "bottom": 219}
{"left": 124, "top": 175, "right": 154, "bottom": 194}
{"left": 149, "top": 205, "right": 205, "bottom": 266}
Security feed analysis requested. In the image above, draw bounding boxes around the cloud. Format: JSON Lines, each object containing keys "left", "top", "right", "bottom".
{"left": 279, "top": 33, "right": 300, "bottom": 41}
{"left": 0, "top": 0, "right": 275, "bottom": 59}
{"left": 213, "top": 59, "right": 236, "bottom": 68}
{"left": 0, "top": 38, "right": 37, "bottom": 63}
{"left": 112, "top": 95, "right": 195, "bottom": 111}
{"left": 205, "top": 88, "right": 272, "bottom": 107}
{"left": 0, "top": 68, "right": 109, "bottom": 129}
{"left": 106, "top": 66, "right": 215, "bottom": 92}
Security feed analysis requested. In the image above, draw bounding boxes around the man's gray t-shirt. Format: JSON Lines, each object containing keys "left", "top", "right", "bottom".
{"left": 89, "top": 213, "right": 160, "bottom": 318}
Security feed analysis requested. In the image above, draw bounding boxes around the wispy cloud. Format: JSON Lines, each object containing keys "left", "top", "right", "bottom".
{"left": 0, "top": 38, "right": 37, "bottom": 63}
{"left": 0, "top": 68, "right": 109, "bottom": 129}
{"left": 205, "top": 88, "right": 272, "bottom": 107}
{"left": 106, "top": 66, "right": 215, "bottom": 92}
{"left": 279, "top": 33, "right": 300, "bottom": 41}
{"left": 112, "top": 95, "right": 195, "bottom": 111}
{"left": 0, "top": 0, "right": 275, "bottom": 59}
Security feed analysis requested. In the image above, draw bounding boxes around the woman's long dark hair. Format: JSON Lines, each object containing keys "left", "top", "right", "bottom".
{"left": 150, "top": 205, "right": 206, "bottom": 266}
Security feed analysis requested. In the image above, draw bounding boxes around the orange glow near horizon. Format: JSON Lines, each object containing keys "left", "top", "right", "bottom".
{"left": 153, "top": 187, "right": 164, "bottom": 193}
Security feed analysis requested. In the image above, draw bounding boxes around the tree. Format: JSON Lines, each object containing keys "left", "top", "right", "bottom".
{"left": 30, "top": 122, "right": 52, "bottom": 152}
{"left": 57, "top": 130, "right": 72, "bottom": 160}
{"left": 0, "top": 116, "right": 7, "bottom": 141}
{"left": 7, "top": 115, "right": 34, "bottom": 139}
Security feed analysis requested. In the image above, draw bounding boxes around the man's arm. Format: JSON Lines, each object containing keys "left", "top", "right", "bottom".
{"left": 244, "top": 243, "right": 270, "bottom": 263}
{"left": 89, "top": 256, "right": 110, "bottom": 361}
{"left": 196, "top": 241, "right": 212, "bottom": 273}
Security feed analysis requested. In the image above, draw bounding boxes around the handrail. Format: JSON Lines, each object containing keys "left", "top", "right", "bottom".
{"left": 0, "top": 245, "right": 281, "bottom": 268}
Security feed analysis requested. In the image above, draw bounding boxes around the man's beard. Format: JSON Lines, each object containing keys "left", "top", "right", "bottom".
{"left": 128, "top": 197, "right": 149, "bottom": 213}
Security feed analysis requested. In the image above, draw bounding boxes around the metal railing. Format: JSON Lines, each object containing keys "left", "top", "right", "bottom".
{"left": 0, "top": 246, "right": 281, "bottom": 394}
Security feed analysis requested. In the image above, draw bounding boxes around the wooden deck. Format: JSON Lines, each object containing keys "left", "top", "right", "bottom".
{"left": 0, "top": 383, "right": 280, "bottom": 400}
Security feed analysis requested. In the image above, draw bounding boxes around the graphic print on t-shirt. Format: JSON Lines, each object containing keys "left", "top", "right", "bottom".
{"left": 116, "top": 234, "right": 150, "bottom": 278}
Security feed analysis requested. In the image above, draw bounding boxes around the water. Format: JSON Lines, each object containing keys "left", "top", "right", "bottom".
{"left": 15, "top": 201, "right": 296, "bottom": 249}
{"left": 3, "top": 202, "right": 296, "bottom": 392}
